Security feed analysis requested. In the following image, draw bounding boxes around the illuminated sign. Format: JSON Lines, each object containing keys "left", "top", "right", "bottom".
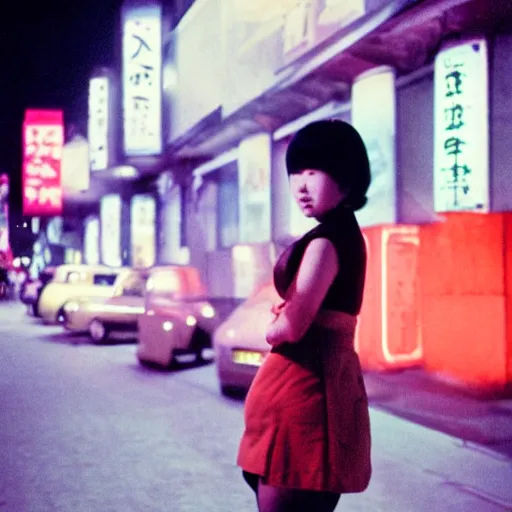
{"left": 84, "top": 216, "right": 100, "bottom": 265}
{"left": 434, "top": 38, "right": 489, "bottom": 212}
{"left": 130, "top": 195, "right": 156, "bottom": 268}
{"left": 88, "top": 76, "right": 110, "bottom": 171}
{"left": 238, "top": 134, "right": 271, "bottom": 243}
{"left": 122, "top": 3, "right": 162, "bottom": 156}
{"left": 61, "top": 135, "right": 90, "bottom": 193}
{"left": 22, "top": 110, "right": 64, "bottom": 216}
{"left": 352, "top": 66, "right": 397, "bottom": 227}
{"left": 100, "top": 194, "right": 122, "bottom": 267}
{"left": 0, "top": 174, "right": 8, "bottom": 254}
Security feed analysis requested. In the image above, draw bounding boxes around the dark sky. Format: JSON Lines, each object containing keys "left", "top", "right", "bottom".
{"left": 0, "top": 0, "right": 124, "bottom": 214}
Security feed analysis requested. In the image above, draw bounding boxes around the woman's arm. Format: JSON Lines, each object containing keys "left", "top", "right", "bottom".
{"left": 266, "top": 237, "right": 339, "bottom": 346}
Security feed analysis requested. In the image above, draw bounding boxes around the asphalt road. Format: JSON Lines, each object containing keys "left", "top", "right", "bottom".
{"left": 1, "top": 303, "right": 511, "bottom": 512}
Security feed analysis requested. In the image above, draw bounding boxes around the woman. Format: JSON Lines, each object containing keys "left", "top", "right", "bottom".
{"left": 237, "top": 120, "right": 372, "bottom": 512}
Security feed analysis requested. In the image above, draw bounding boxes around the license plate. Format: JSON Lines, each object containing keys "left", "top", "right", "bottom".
{"left": 232, "top": 350, "right": 265, "bottom": 367}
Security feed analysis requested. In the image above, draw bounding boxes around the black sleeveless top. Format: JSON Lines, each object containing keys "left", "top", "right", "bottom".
{"left": 273, "top": 202, "right": 366, "bottom": 316}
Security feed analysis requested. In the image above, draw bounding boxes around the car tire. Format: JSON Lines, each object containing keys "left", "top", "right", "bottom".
{"left": 89, "top": 319, "right": 108, "bottom": 344}
{"left": 220, "top": 384, "right": 245, "bottom": 398}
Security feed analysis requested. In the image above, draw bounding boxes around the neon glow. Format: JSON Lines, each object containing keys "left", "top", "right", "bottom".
{"left": 381, "top": 226, "right": 422, "bottom": 365}
{"left": 22, "top": 110, "right": 64, "bottom": 216}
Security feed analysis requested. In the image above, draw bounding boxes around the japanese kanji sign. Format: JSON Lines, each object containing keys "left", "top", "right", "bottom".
{"left": 88, "top": 76, "right": 110, "bottom": 171}
{"left": 122, "top": 3, "right": 162, "bottom": 156}
{"left": 434, "top": 39, "right": 489, "bottom": 212}
{"left": 238, "top": 134, "right": 271, "bottom": 244}
{"left": 22, "top": 110, "right": 64, "bottom": 216}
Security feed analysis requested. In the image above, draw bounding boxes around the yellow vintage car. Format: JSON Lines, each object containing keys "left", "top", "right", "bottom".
{"left": 60, "top": 268, "right": 149, "bottom": 343}
{"left": 38, "top": 264, "right": 121, "bottom": 325}
{"left": 136, "top": 266, "right": 219, "bottom": 367}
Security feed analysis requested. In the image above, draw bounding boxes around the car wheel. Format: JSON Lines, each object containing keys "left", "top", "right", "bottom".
{"left": 220, "top": 384, "right": 245, "bottom": 398}
{"left": 89, "top": 319, "right": 108, "bottom": 344}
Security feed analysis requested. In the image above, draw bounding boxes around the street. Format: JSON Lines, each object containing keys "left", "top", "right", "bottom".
{"left": 0, "top": 303, "right": 511, "bottom": 512}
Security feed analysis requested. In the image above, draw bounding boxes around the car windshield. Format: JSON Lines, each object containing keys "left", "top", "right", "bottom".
{"left": 147, "top": 268, "right": 206, "bottom": 299}
{"left": 93, "top": 274, "right": 118, "bottom": 286}
{"left": 118, "top": 273, "right": 148, "bottom": 297}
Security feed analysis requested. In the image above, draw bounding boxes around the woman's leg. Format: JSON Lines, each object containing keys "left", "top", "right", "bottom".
{"left": 257, "top": 479, "right": 340, "bottom": 512}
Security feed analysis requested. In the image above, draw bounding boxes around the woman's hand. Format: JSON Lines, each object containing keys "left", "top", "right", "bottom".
{"left": 265, "top": 238, "right": 339, "bottom": 347}
{"left": 270, "top": 301, "right": 286, "bottom": 317}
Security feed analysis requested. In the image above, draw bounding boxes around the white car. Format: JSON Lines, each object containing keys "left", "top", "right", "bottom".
{"left": 136, "top": 266, "right": 219, "bottom": 367}
{"left": 213, "top": 283, "right": 279, "bottom": 395}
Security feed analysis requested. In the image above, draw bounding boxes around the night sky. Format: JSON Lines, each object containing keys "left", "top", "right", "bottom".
{"left": 0, "top": 0, "right": 124, "bottom": 215}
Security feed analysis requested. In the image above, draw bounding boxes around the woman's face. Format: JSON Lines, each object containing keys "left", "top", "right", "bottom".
{"left": 289, "top": 169, "right": 345, "bottom": 218}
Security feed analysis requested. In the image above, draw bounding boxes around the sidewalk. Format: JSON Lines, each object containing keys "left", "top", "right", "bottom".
{"left": 365, "top": 368, "right": 512, "bottom": 459}
{"left": 352, "top": 408, "right": 512, "bottom": 511}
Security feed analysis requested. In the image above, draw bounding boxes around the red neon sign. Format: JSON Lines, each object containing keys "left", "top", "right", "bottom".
{"left": 22, "top": 109, "right": 64, "bottom": 216}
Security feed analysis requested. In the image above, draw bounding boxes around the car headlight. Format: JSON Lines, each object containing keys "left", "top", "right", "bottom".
{"left": 201, "top": 305, "right": 216, "bottom": 319}
{"left": 64, "top": 301, "right": 80, "bottom": 313}
{"left": 186, "top": 315, "right": 197, "bottom": 327}
{"left": 162, "top": 321, "right": 174, "bottom": 332}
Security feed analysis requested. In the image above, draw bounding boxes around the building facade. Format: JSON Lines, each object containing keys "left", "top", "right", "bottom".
{"left": 154, "top": 0, "right": 512, "bottom": 391}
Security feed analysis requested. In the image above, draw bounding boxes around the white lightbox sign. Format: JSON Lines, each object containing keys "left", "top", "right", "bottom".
{"left": 352, "top": 66, "right": 397, "bottom": 227}
{"left": 122, "top": 3, "right": 163, "bottom": 156}
{"left": 84, "top": 216, "right": 100, "bottom": 265}
{"left": 238, "top": 134, "right": 272, "bottom": 243}
{"left": 88, "top": 77, "right": 110, "bottom": 171}
{"left": 100, "top": 194, "right": 122, "bottom": 267}
{"left": 130, "top": 195, "right": 156, "bottom": 268}
{"left": 61, "top": 135, "right": 90, "bottom": 192}
{"left": 434, "top": 39, "right": 489, "bottom": 212}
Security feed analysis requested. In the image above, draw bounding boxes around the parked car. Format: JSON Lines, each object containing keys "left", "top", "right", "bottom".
{"left": 38, "top": 264, "right": 121, "bottom": 325}
{"left": 136, "top": 266, "right": 218, "bottom": 367}
{"left": 213, "top": 282, "right": 279, "bottom": 396}
{"left": 20, "top": 267, "right": 57, "bottom": 316}
{"left": 60, "top": 268, "right": 149, "bottom": 343}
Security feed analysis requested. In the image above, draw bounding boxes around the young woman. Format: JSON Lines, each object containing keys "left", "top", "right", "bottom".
{"left": 238, "top": 120, "right": 372, "bottom": 512}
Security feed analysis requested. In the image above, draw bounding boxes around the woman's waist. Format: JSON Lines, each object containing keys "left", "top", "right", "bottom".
{"left": 313, "top": 309, "right": 357, "bottom": 335}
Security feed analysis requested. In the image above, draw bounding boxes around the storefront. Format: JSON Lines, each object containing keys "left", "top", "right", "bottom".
{"left": 163, "top": 0, "right": 512, "bottom": 391}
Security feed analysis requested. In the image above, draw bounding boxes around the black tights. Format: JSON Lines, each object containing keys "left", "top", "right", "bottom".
{"left": 256, "top": 479, "right": 340, "bottom": 512}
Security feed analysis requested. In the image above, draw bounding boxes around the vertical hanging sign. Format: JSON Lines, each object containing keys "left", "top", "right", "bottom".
{"left": 238, "top": 133, "right": 272, "bottom": 244}
{"left": 100, "top": 194, "right": 122, "bottom": 267}
{"left": 434, "top": 38, "right": 489, "bottom": 212}
{"left": 88, "top": 75, "right": 111, "bottom": 171}
{"left": 22, "top": 109, "right": 64, "bottom": 216}
{"left": 352, "top": 66, "right": 397, "bottom": 227}
{"left": 122, "top": 2, "right": 163, "bottom": 156}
